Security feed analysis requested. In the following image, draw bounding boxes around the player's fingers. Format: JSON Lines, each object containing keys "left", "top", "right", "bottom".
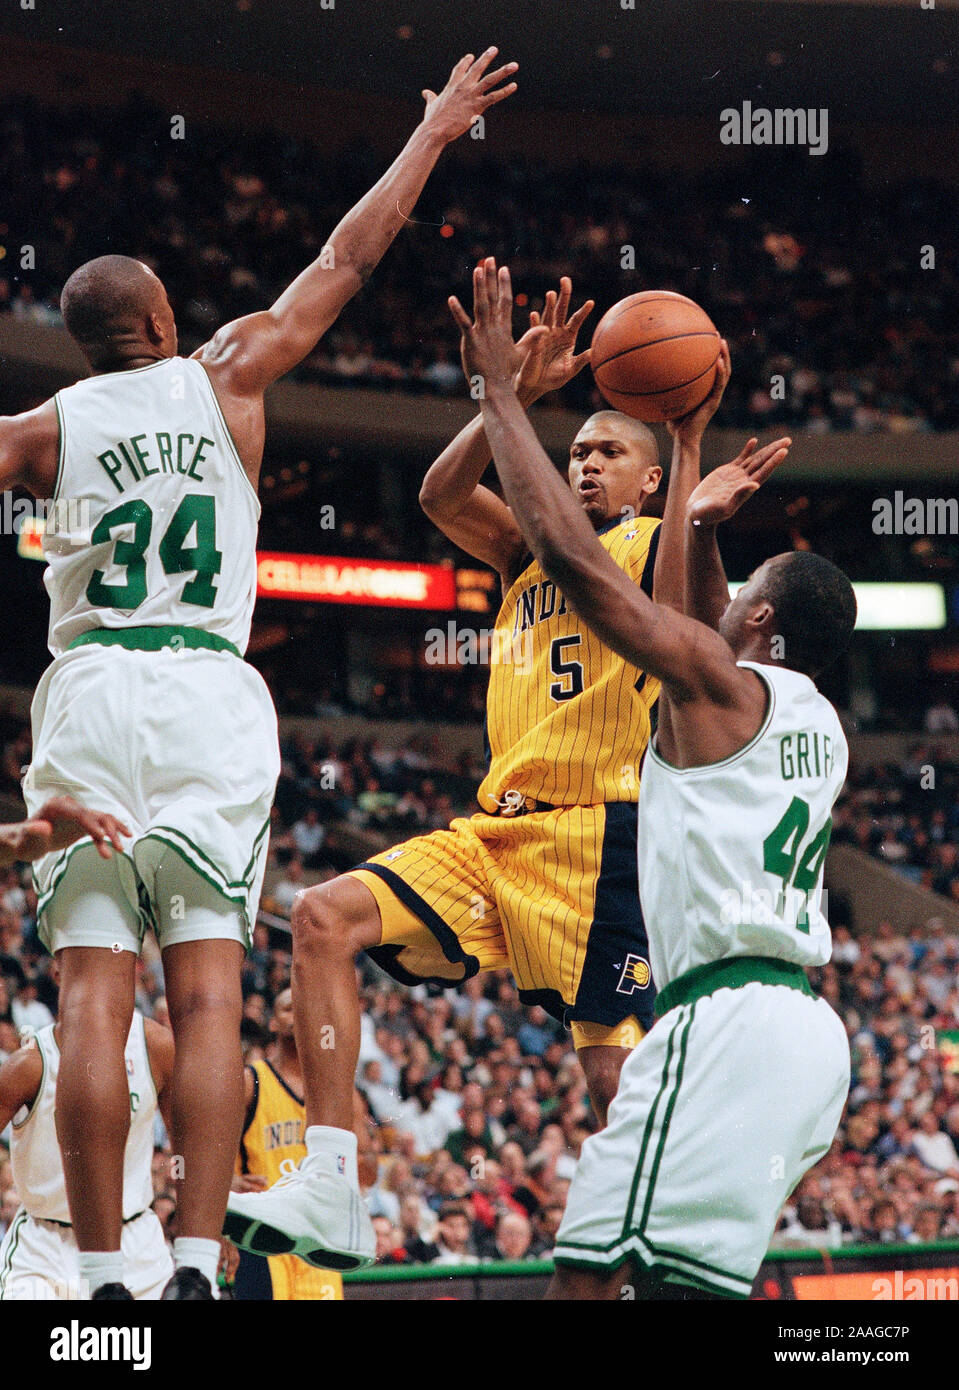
{"left": 448, "top": 296, "right": 473, "bottom": 331}
{"left": 477, "top": 61, "right": 518, "bottom": 93}
{"left": 555, "top": 277, "right": 572, "bottom": 325}
{"left": 522, "top": 326, "right": 551, "bottom": 352}
{"left": 706, "top": 340, "right": 731, "bottom": 401}
{"left": 479, "top": 82, "right": 517, "bottom": 109}
{"left": 529, "top": 310, "right": 541, "bottom": 328}
{"left": 450, "top": 54, "right": 475, "bottom": 83}
{"left": 100, "top": 814, "right": 131, "bottom": 853}
{"left": 541, "top": 290, "right": 557, "bottom": 329}
{"left": 751, "top": 446, "right": 790, "bottom": 484}
{"left": 732, "top": 437, "right": 759, "bottom": 466}
{"left": 484, "top": 257, "right": 502, "bottom": 317}
{"left": 472, "top": 261, "right": 491, "bottom": 321}
{"left": 567, "top": 299, "right": 595, "bottom": 334}
{"left": 421, "top": 90, "right": 437, "bottom": 104}
{"left": 466, "top": 47, "right": 498, "bottom": 80}
{"left": 497, "top": 265, "right": 514, "bottom": 324}
{"left": 709, "top": 350, "right": 730, "bottom": 397}
{"left": 747, "top": 438, "right": 791, "bottom": 474}
{"left": 569, "top": 348, "right": 592, "bottom": 373}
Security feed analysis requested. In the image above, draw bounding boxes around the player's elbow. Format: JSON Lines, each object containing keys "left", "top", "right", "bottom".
{"left": 418, "top": 472, "right": 459, "bottom": 524}
{"left": 418, "top": 476, "right": 445, "bottom": 518}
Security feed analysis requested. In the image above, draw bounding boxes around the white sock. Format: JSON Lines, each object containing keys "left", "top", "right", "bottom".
{"left": 79, "top": 1250, "right": 123, "bottom": 1298}
{"left": 173, "top": 1237, "right": 220, "bottom": 1296}
{"left": 304, "top": 1125, "right": 359, "bottom": 1187}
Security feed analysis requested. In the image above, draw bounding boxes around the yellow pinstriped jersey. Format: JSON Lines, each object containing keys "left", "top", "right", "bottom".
{"left": 238, "top": 1060, "right": 307, "bottom": 1186}
{"left": 237, "top": 1060, "right": 342, "bottom": 1300}
{"left": 477, "top": 516, "right": 661, "bottom": 813}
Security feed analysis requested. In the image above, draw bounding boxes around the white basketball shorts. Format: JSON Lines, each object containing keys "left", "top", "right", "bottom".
{"left": 23, "top": 641, "right": 280, "bottom": 955}
{"left": 0, "top": 1207, "right": 173, "bottom": 1300}
{"left": 553, "top": 975, "right": 850, "bottom": 1297}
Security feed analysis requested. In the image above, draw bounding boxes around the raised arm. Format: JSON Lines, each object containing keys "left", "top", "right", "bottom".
{"left": 194, "top": 52, "right": 518, "bottom": 396}
{"left": 448, "top": 261, "right": 742, "bottom": 702}
{"left": 420, "top": 272, "right": 593, "bottom": 582}
{"left": 685, "top": 442, "right": 791, "bottom": 630}
{"left": 652, "top": 343, "right": 731, "bottom": 613}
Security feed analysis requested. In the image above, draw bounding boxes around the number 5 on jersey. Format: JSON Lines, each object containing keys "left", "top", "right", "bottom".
{"left": 549, "top": 635, "right": 584, "bottom": 702}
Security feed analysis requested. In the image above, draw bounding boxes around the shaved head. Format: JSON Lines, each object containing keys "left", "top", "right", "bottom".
{"left": 580, "top": 411, "right": 659, "bottom": 468}
{"left": 569, "top": 410, "right": 662, "bottom": 528}
{"left": 60, "top": 255, "right": 176, "bottom": 368}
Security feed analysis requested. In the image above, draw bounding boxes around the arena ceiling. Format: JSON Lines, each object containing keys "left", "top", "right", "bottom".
{"left": 1, "top": 0, "right": 957, "bottom": 126}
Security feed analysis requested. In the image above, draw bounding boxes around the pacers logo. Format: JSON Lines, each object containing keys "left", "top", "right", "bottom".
{"left": 616, "top": 953, "right": 651, "bottom": 995}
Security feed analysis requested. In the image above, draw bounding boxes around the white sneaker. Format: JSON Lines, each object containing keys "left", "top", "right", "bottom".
{"left": 224, "top": 1161, "right": 375, "bottom": 1272}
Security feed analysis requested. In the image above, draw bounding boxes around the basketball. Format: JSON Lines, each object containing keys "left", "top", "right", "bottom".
{"left": 590, "top": 290, "right": 721, "bottom": 423}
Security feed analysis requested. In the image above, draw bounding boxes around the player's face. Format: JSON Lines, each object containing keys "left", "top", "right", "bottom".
{"left": 271, "top": 990, "right": 295, "bottom": 1038}
{"left": 568, "top": 425, "right": 661, "bottom": 530}
{"left": 718, "top": 561, "right": 773, "bottom": 653}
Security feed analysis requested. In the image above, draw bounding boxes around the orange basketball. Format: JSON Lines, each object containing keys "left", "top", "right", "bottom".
{"left": 591, "top": 290, "right": 721, "bottom": 423}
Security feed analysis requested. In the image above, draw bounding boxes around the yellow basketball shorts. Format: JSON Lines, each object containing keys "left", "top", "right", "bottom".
{"left": 353, "top": 802, "right": 655, "bottom": 1031}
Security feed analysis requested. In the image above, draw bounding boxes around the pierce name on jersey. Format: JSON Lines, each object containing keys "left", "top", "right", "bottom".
{"left": 95, "top": 431, "right": 218, "bottom": 492}
{"left": 44, "top": 356, "right": 260, "bottom": 657}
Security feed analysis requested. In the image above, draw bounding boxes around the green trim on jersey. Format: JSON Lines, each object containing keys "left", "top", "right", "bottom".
{"left": 622, "top": 1010, "right": 686, "bottom": 1235}
{"left": 33, "top": 839, "right": 147, "bottom": 943}
{"left": 52, "top": 393, "right": 66, "bottom": 505}
{"left": 551, "top": 1239, "right": 752, "bottom": 1299}
{"left": 636, "top": 1003, "right": 696, "bottom": 1234}
{"left": 647, "top": 662, "right": 777, "bottom": 776}
{"left": 68, "top": 625, "right": 241, "bottom": 657}
{"left": 655, "top": 954, "right": 815, "bottom": 1018}
{"left": 0, "top": 1208, "right": 29, "bottom": 1299}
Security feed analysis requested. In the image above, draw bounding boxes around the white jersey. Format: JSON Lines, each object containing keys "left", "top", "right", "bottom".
{"left": 44, "top": 356, "right": 259, "bottom": 656}
{"left": 10, "top": 1014, "right": 157, "bottom": 1223}
{"left": 637, "top": 660, "right": 848, "bottom": 991}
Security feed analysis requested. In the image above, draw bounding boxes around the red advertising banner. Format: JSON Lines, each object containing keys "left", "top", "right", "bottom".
{"left": 256, "top": 552, "right": 458, "bottom": 609}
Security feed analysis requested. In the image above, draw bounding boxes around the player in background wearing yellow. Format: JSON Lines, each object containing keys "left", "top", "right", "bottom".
{"left": 226, "top": 272, "right": 756, "bottom": 1272}
{"left": 0, "top": 50, "right": 520, "bottom": 1294}
{"left": 230, "top": 988, "right": 376, "bottom": 1300}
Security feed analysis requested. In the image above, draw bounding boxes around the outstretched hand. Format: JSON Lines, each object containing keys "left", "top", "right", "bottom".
{"left": 449, "top": 257, "right": 547, "bottom": 395}
{"left": 514, "top": 277, "right": 594, "bottom": 406}
{"left": 686, "top": 436, "right": 792, "bottom": 529}
{"left": 0, "top": 795, "right": 131, "bottom": 866}
{"left": 421, "top": 49, "right": 518, "bottom": 145}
